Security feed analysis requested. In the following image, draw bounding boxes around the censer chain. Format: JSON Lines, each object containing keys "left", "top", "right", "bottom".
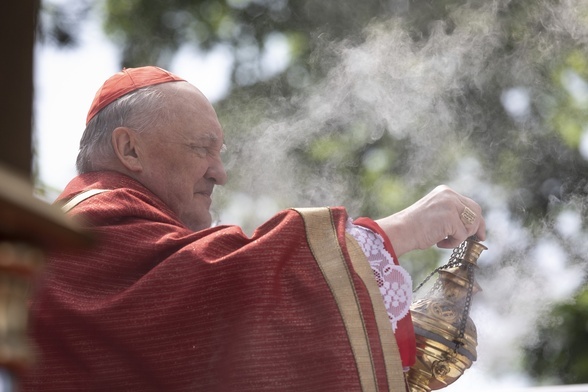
{"left": 413, "top": 239, "right": 468, "bottom": 294}
{"left": 453, "top": 262, "right": 475, "bottom": 352}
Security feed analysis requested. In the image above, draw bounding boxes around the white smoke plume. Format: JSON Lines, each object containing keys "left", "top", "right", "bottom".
{"left": 216, "top": 1, "right": 588, "bottom": 387}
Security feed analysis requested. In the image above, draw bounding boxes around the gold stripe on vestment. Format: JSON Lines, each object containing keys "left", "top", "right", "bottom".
{"left": 295, "top": 207, "right": 378, "bottom": 392}
{"left": 345, "top": 232, "right": 405, "bottom": 390}
{"left": 61, "top": 188, "right": 110, "bottom": 213}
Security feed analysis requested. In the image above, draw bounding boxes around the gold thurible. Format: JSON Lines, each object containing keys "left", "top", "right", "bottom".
{"left": 406, "top": 237, "right": 487, "bottom": 392}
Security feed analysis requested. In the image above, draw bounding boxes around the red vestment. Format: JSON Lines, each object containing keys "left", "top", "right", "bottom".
{"left": 22, "top": 171, "right": 409, "bottom": 391}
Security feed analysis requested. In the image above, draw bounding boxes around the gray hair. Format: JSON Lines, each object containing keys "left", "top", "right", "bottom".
{"left": 76, "top": 84, "right": 173, "bottom": 173}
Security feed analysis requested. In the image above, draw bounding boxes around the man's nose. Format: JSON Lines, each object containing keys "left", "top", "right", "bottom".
{"left": 206, "top": 158, "right": 227, "bottom": 185}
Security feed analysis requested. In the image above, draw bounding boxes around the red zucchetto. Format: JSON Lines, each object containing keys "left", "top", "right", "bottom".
{"left": 86, "top": 66, "right": 186, "bottom": 125}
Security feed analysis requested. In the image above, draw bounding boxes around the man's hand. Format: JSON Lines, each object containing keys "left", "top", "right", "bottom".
{"left": 375, "top": 185, "right": 486, "bottom": 257}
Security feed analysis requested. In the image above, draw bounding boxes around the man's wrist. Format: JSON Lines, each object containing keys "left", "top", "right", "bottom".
{"left": 374, "top": 212, "right": 415, "bottom": 258}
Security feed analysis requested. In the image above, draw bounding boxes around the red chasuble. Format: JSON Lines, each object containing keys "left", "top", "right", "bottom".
{"left": 22, "top": 171, "right": 407, "bottom": 391}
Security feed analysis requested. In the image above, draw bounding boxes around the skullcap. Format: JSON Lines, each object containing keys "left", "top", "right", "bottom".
{"left": 86, "top": 66, "right": 185, "bottom": 124}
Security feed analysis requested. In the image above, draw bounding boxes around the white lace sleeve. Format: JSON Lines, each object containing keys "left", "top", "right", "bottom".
{"left": 346, "top": 219, "right": 412, "bottom": 332}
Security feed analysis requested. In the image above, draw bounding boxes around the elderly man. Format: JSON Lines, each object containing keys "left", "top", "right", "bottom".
{"left": 23, "top": 66, "right": 485, "bottom": 391}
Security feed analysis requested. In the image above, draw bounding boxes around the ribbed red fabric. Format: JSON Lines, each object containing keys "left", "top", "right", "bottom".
{"left": 22, "top": 171, "right": 404, "bottom": 391}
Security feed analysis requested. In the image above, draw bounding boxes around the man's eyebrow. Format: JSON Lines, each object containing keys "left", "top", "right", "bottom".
{"left": 190, "top": 132, "right": 221, "bottom": 143}
{"left": 188, "top": 133, "right": 226, "bottom": 151}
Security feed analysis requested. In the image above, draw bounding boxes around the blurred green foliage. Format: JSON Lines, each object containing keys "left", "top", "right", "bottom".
{"left": 524, "top": 287, "right": 588, "bottom": 384}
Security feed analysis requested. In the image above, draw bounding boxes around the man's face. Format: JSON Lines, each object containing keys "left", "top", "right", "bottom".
{"left": 135, "top": 82, "right": 227, "bottom": 231}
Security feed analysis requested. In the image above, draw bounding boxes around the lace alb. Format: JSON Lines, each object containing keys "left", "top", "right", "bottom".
{"left": 346, "top": 220, "right": 412, "bottom": 332}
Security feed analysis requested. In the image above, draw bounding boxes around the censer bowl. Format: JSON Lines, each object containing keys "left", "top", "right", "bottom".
{"left": 406, "top": 300, "right": 477, "bottom": 391}
{"left": 406, "top": 239, "right": 486, "bottom": 392}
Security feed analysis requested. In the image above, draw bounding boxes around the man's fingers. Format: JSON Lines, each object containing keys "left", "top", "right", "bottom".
{"left": 437, "top": 200, "right": 486, "bottom": 249}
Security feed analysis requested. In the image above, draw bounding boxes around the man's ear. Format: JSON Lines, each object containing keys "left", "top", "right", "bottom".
{"left": 111, "top": 127, "right": 143, "bottom": 172}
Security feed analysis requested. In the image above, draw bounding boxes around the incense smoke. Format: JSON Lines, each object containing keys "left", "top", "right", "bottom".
{"left": 216, "top": 0, "right": 588, "bottom": 388}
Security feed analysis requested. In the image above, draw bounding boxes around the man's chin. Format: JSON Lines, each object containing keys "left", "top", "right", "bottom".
{"left": 185, "top": 213, "right": 212, "bottom": 232}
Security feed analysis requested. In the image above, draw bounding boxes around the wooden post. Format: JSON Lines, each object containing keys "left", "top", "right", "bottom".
{"left": 0, "top": 0, "right": 37, "bottom": 178}
{"left": 0, "top": 1, "right": 91, "bottom": 388}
